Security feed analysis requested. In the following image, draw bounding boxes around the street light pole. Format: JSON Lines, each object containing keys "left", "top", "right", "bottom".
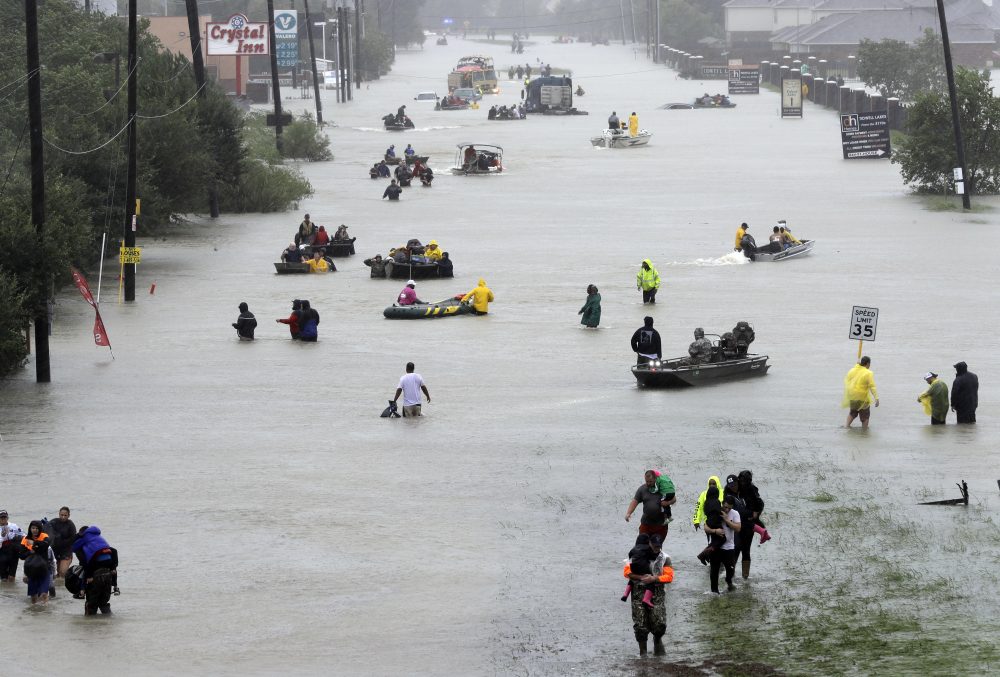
{"left": 935, "top": 0, "right": 971, "bottom": 209}
{"left": 26, "top": 0, "right": 50, "bottom": 382}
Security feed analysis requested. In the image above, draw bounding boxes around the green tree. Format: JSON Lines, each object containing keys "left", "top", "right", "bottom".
{"left": 0, "top": 269, "right": 29, "bottom": 377}
{"left": 858, "top": 29, "right": 944, "bottom": 101}
{"left": 661, "top": 0, "right": 721, "bottom": 54}
{"left": 892, "top": 68, "right": 1000, "bottom": 194}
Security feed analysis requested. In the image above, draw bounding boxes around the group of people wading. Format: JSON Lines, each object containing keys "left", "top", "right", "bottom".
{"left": 621, "top": 469, "right": 767, "bottom": 655}
{"left": 0, "top": 508, "right": 119, "bottom": 615}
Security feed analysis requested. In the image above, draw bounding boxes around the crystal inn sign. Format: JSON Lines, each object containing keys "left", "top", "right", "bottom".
{"left": 206, "top": 14, "right": 270, "bottom": 55}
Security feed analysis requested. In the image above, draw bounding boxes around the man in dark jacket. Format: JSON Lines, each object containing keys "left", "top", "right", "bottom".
{"left": 631, "top": 316, "right": 661, "bottom": 366}
{"left": 232, "top": 302, "right": 257, "bottom": 340}
{"left": 437, "top": 252, "right": 454, "bottom": 278}
{"left": 731, "top": 470, "right": 764, "bottom": 579}
{"left": 382, "top": 180, "right": 402, "bottom": 201}
{"left": 364, "top": 254, "right": 387, "bottom": 278}
{"left": 951, "top": 361, "right": 979, "bottom": 423}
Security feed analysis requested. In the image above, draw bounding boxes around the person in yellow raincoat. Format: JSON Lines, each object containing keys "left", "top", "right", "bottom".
{"left": 917, "top": 371, "right": 949, "bottom": 425}
{"left": 692, "top": 475, "right": 724, "bottom": 534}
{"left": 843, "top": 356, "right": 879, "bottom": 428}
{"left": 425, "top": 240, "right": 443, "bottom": 261}
{"left": 462, "top": 278, "right": 494, "bottom": 314}
{"left": 636, "top": 259, "right": 660, "bottom": 304}
{"left": 628, "top": 112, "right": 639, "bottom": 137}
{"left": 734, "top": 223, "right": 748, "bottom": 251}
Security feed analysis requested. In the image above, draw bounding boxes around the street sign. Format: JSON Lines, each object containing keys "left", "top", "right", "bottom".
{"left": 781, "top": 76, "right": 802, "bottom": 118}
{"left": 849, "top": 306, "right": 878, "bottom": 341}
{"left": 266, "top": 113, "right": 293, "bottom": 126}
{"left": 840, "top": 111, "right": 891, "bottom": 159}
{"left": 728, "top": 66, "right": 760, "bottom": 95}
{"left": 273, "top": 9, "right": 299, "bottom": 68}
{"left": 119, "top": 246, "right": 142, "bottom": 265}
{"left": 206, "top": 14, "right": 269, "bottom": 56}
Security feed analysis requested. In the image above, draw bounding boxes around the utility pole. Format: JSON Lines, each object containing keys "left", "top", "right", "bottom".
{"left": 124, "top": 0, "right": 138, "bottom": 302}
{"left": 183, "top": 0, "right": 219, "bottom": 217}
{"left": 619, "top": 0, "right": 626, "bottom": 45}
{"left": 266, "top": 0, "right": 284, "bottom": 152}
{"left": 655, "top": 0, "right": 660, "bottom": 64}
{"left": 303, "top": 0, "right": 323, "bottom": 124}
{"left": 338, "top": 6, "right": 348, "bottom": 102}
{"left": 935, "top": 0, "right": 971, "bottom": 209}
{"left": 354, "top": 0, "right": 362, "bottom": 89}
{"left": 346, "top": 10, "right": 353, "bottom": 99}
{"left": 25, "top": 0, "right": 50, "bottom": 382}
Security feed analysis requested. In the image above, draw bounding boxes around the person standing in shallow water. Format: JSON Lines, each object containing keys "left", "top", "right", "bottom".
{"left": 843, "top": 356, "right": 879, "bottom": 428}
{"left": 578, "top": 284, "right": 601, "bottom": 328}
{"left": 233, "top": 302, "right": 257, "bottom": 340}
{"left": 636, "top": 259, "right": 660, "bottom": 304}
{"left": 627, "top": 533, "right": 667, "bottom": 656}
{"left": 951, "top": 361, "right": 979, "bottom": 423}
{"left": 918, "top": 372, "right": 949, "bottom": 425}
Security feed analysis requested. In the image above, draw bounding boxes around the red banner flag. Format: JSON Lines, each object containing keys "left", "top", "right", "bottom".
{"left": 71, "top": 268, "right": 111, "bottom": 348}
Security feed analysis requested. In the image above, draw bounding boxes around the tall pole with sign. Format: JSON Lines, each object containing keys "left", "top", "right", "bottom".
{"left": 25, "top": 0, "right": 50, "bottom": 382}
{"left": 935, "top": 0, "right": 971, "bottom": 209}
{"left": 849, "top": 306, "right": 878, "bottom": 361}
{"left": 266, "top": 0, "right": 284, "bottom": 152}
{"left": 124, "top": 0, "right": 138, "bottom": 302}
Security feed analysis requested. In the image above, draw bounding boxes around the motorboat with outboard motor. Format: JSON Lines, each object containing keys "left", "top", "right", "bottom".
{"left": 632, "top": 324, "right": 768, "bottom": 387}
{"left": 451, "top": 143, "right": 503, "bottom": 175}
{"left": 591, "top": 128, "right": 652, "bottom": 148}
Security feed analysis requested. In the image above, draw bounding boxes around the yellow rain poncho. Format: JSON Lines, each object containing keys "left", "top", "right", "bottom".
{"left": 734, "top": 225, "right": 747, "bottom": 250}
{"left": 692, "top": 475, "right": 724, "bottom": 527}
{"left": 462, "top": 278, "right": 494, "bottom": 313}
{"left": 628, "top": 113, "right": 639, "bottom": 137}
{"left": 636, "top": 259, "right": 660, "bottom": 291}
{"left": 425, "top": 240, "right": 443, "bottom": 261}
{"left": 782, "top": 227, "right": 802, "bottom": 246}
{"left": 842, "top": 363, "right": 878, "bottom": 409}
{"left": 918, "top": 378, "right": 949, "bottom": 419}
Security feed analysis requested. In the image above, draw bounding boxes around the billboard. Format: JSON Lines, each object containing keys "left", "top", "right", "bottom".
{"left": 206, "top": 14, "right": 269, "bottom": 56}
{"left": 840, "top": 112, "right": 891, "bottom": 159}
{"left": 781, "top": 76, "right": 802, "bottom": 118}
{"left": 728, "top": 66, "right": 760, "bottom": 95}
{"left": 273, "top": 9, "right": 299, "bottom": 69}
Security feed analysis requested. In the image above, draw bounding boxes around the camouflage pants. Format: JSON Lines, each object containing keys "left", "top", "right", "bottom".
{"left": 630, "top": 583, "right": 666, "bottom": 641}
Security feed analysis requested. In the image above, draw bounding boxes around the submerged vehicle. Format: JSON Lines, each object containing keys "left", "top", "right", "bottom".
{"left": 383, "top": 296, "right": 473, "bottom": 319}
{"left": 633, "top": 353, "right": 769, "bottom": 387}
{"left": 749, "top": 239, "right": 815, "bottom": 262}
{"left": 451, "top": 143, "right": 503, "bottom": 175}
{"left": 660, "top": 102, "right": 694, "bottom": 110}
{"left": 524, "top": 76, "right": 588, "bottom": 115}
{"left": 591, "top": 128, "right": 652, "bottom": 148}
{"left": 693, "top": 98, "right": 736, "bottom": 108}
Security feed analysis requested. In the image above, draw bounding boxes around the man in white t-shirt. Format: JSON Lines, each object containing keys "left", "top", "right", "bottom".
{"left": 393, "top": 362, "right": 431, "bottom": 417}
{"left": 704, "top": 494, "right": 741, "bottom": 594}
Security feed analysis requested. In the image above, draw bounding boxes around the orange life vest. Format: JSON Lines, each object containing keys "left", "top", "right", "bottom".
{"left": 623, "top": 562, "right": 674, "bottom": 584}
{"left": 19, "top": 532, "right": 49, "bottom": 552}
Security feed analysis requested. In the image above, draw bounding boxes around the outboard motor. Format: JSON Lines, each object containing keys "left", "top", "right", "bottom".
{"left": 732, "top": 321, "right": 755, "bottom": 355}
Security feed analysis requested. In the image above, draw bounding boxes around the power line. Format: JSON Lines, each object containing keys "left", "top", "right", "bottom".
{"left": 137, "top": 81, "right": 205, "bottom": 119}
{"left": 43, "top": 115, "right": 134, "bottom": 155}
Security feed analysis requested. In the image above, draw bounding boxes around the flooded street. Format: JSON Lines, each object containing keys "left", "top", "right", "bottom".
{"left": 2, "top": 37, "right": 1000, "bottom": 675}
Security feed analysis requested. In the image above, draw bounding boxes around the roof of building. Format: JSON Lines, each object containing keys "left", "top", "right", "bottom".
{"left": 770, "top": 6, "right": 995, "bottom": 45}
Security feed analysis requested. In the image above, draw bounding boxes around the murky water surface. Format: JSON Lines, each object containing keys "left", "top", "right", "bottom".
{"left": 2, "top": 37, "right": 999, "bottom": 676}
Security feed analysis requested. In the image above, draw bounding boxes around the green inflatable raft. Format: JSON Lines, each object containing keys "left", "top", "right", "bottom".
{"left": 383, "top": 296, "right": 473, "bottom": 319}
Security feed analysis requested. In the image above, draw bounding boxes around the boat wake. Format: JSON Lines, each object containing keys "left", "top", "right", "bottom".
{"left": 670, "top": 251, "right": 749, "bottom": 266}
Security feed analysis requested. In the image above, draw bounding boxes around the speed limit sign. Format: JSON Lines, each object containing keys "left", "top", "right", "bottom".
{"left": 849, "top": 306, "right": 878, "bottom": 341}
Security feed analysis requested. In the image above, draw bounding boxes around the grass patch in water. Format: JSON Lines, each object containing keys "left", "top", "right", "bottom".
{"left": 809, "top": 490, "right": 836, "bottom": 503}
{"left": 921, "top": 195, "right": 994, "bottom": 213}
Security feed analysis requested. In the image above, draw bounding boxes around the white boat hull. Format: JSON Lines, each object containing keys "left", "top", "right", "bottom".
{"left": 752, "top": 239, "right": 815, "bottom": 262}
{"left": 591, "top": 129, "right": 652, "bottom": 148}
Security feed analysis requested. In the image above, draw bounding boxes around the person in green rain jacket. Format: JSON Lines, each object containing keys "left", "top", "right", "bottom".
{"left": 636, "top": 259, "right": 660, "bottom": 304}
{"left": 578, "top": 284, "right": 601, "bottom": 328}
{"left": 918, "top": 372, "right": 949, "bottom": 425}
{"left": 692, "top": 475, "right": 724, "bottom": 535}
